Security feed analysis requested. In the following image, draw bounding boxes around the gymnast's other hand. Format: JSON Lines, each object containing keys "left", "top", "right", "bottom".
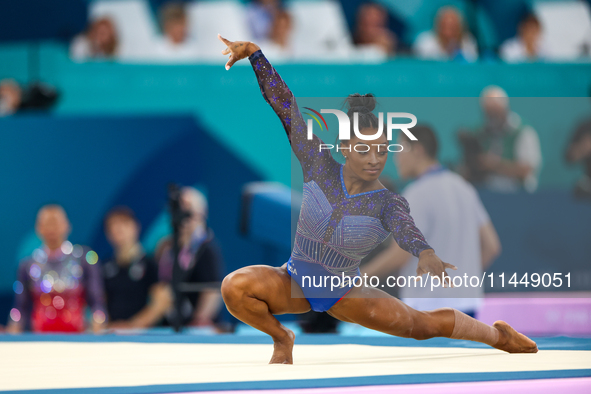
{"left": 416, "top": 249, "right": 457, "bottom": 287}
{"left": 218, "top": 34, "right": 260, "bottom": 70}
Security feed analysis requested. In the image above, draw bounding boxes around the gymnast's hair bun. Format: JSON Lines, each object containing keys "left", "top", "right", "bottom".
{"left": 345, "top": 93, "right": 376, "bottom": 114}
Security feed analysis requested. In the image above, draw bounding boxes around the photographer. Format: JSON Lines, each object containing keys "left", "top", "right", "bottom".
{"left": 157, "top": 187, "right": 224, "bottom": 328}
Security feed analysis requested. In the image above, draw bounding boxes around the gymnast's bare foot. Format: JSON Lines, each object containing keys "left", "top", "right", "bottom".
{"left": 270, "top": 328, "right": 295, "bottom": 364}
{"left": 493, "top": 321, "right": 538, "bottom": 353}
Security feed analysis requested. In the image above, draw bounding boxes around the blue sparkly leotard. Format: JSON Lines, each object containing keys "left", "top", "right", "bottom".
{"left": 249, "top": 50, "right": 432, "bottom": 311}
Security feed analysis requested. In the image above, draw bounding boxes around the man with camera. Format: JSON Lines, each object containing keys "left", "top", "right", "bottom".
{"left": 157, "top": 186, "right": 224, "bottom": 328}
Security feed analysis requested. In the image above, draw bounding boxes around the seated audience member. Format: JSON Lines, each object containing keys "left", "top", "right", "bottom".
{"left": 0, "top": 79, "right": 59, "bottom": 116}
{"left": 70, "top": 17, "right": 118, "bottom": 61}
{"left": 565, "top": 90, "right": 591, "bottom": 200}
{"left": 259, "top": 9, "right": 293, "bottom": 60}
{"left": 247, "top": 0, "right": 281, "bottom": 41}
{"left": 153, "top": 2, "right": 198, "bottom": 61}
{"left": 459, "top": 86, "right": 542, "bottom": 193}
{"left": 157, "top": 187, "right": 224, "bottom": 327}
{"left": 354, "top": 2, "right": 397, "bottom": 58}
{"left": 500, "top": 14, "right": 547, "bottom": 63}
{"left": 7, "top": 205, "right": 106, "bottom": 333}
{"left": 0, "top": 79, "right": 22, "bottom": 116}
{"left": 103, "top": 207, "right": 171, "bottom": 329}
{"left": 413, "top": 6, "right": 478, "bottom": 62}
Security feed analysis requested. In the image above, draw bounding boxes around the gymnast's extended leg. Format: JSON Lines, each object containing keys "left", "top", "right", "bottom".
{"left": 221, "top": 265, "right": 311, "bottom": 364}
{"left": 328, "top": 286, "right": 538, "bottom": 353}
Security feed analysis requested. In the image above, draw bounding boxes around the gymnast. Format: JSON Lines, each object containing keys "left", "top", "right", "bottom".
{"left": 217, "top": 35, "right": 538, "bottom": 364}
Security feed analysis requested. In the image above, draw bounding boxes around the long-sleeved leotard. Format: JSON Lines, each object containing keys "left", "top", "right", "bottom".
{"left": 12, "top": 244, "right": 106, "bottom": 332}
{"left": 249, "top": 50, "right": 432, "bottom": 276}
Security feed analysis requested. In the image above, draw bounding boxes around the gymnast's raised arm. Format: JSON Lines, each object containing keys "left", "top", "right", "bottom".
{"left": 218, "top": 35, "right": 325, "bottom": 165}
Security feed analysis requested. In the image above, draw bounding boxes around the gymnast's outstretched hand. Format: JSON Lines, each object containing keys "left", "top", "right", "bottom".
{"left": 416, "top": 249, "right": 457, "bottom": 287}
{"left": 218, "top": 34, "right": 260, "bottom": 70}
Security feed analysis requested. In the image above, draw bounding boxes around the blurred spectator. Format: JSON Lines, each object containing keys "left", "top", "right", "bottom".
{"left": 0, "top": 80, "right": 59, "bottom": 117}
{"left": 70, "top": 17, "right": 118, "bottom": 61}
{"left": 247, "top": 0, "right": 281, "bottom": 41}
{"left": 363, "top": 125, "right": 501, "bottom": 316}
{"left": 459, "top": 86, "right": 542, "bottom": 193}
{"left": 565, "top": 91, "right": 591, "bottom": 200}
{"left": 103, "top": 207, "right": 171, "bottom": 329}
{"left": 260, "top": 9, "right": 293, "bottom": 60}
{"left": 500, "top": 13, "right": 547, "bottom": 63}
{"left": 0, "top": 79, "right": 22, "bottom": 116}
{"left": 153, "top": 2, "right": 198, "bottom": 61}
{"left": 413, "top": 6, "right": 478, "bottom": 62}
{"left": 353, "top": 2, "right": 397, "bottom": 58}
{"left": 157, "top": 187, "right": 223, "bottom": 327}
{"left": 6, "top": 205, "right": 106, "bottom": 333}
{"left": 477, "top": 0, "right": 532, "bottom": 52}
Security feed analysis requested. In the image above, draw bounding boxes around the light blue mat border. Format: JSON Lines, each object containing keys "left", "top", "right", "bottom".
{"left": 1, "top": 334, "right": 590, "bottom": 350}
{"left": 1, "top": 370, "right": 590, "bottom": 394}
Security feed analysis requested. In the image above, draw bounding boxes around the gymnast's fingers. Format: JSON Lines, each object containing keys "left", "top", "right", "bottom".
{"left": 218, "top": 34, "right": 232, "bottom": 47}
{"left": 440, "top": 266, "right": 454, "bottom": 288}
{"left": 415, "top": 267, "right": 426, "bottom": 280}
{"left": 225, "top": 55, "right": 238, "bottom": 70}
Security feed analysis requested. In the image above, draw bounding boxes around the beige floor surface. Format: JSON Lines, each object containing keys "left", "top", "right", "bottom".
{"left": 1, "top": 342, "right": 590, "bottom": 391}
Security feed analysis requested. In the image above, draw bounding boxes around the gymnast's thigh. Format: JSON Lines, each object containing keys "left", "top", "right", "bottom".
{"left": 226, "top": 263, "right": 311, "bottom": 315}
{"left": 327, "top": 285, "right": 415, "bottom": 336}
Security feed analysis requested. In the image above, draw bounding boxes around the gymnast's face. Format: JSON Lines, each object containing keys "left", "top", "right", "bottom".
{"left": 341, "top": 128, "right": 388, "bottom": 182}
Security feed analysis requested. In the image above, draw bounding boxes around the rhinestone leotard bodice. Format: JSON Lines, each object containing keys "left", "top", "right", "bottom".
{"left": 249, "top": 50, "right": 432, "bottom": 275}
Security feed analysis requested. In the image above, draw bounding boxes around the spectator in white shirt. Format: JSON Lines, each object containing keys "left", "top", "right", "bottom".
{"left": 70, "top": 17, "right": 119, "bottom": 61}
{"left": 153, "top": 2, "right": 198, "bottom": 62}
{"left": 363, "top": 125, "right": 501, "bottom": 316}
{"left": 500, "top": 14, "right": 547, "bottom": 63}
{"left": 413, "top": 6, "right": 478, "bottom": 62}
{"left": 462, "top": 86, "right": 543, "bottom": 193}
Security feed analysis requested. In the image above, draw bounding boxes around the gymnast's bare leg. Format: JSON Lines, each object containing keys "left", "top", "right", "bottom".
{"left": 328, "top": 286, "right": 538, "bottom": 354}
{"left": 221, "top": 264, "right": 310, "bottom": 364}
{"left": 222, "top": 266, "right": 537, "bottom": 364}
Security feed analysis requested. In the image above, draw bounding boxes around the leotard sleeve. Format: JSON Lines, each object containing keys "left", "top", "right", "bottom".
{"left": 249, "top": 50, "right": 332, "bottom": 170}
{"left": 382, "top": 193, "right": 433, "bottom": 258}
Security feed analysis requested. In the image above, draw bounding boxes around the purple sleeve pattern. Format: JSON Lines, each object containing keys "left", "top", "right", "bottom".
{"left": 248, "top": 50, "right": 331, "bottom": 170}
{"left": 382, "top": 194, "right": 433, "bottom": 258}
